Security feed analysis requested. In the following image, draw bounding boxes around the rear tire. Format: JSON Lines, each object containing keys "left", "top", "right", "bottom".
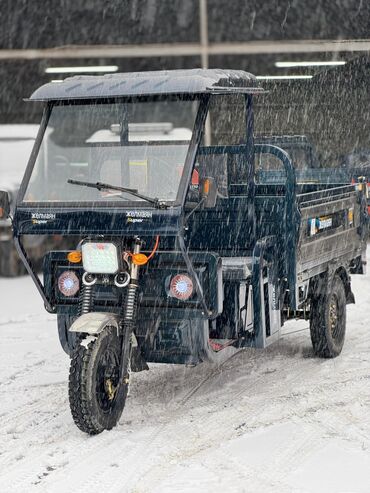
{"left": 310, "top": 274, "right": 346, "bottom": 358}
{"left": 68, "top": 327, "right": 128, "bottom": 435}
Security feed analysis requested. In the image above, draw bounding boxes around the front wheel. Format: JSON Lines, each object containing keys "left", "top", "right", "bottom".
{"left": 68, "top": 327, "right": 128, "bottom": 434}
{"left": 310, "top": 274, "right": 346, "bottom": 358}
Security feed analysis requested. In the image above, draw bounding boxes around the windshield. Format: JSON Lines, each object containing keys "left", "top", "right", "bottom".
{"left": 23, "top": 99, "right": 199, "bottom": 204}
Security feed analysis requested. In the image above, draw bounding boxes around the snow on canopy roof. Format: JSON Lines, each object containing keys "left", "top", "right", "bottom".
{"left": 29, "top": 69, "right": 263, "bottom": 101}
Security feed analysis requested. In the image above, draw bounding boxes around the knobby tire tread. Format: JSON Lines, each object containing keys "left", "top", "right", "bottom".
{"left": 310, "top": 275, "right": 346, "bottom": 359}
{"left": 69, "top": 339, "right": 102, "bottom": 435}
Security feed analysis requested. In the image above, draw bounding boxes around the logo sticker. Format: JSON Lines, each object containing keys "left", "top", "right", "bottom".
{"left": 31, "top": 212, "right": 56, "bottom": 225}
{"left": 308, "top": 215, "right": 333, "bottom": 236}
{"left": 126, "top": 210, "right": 153, "bottom": 223}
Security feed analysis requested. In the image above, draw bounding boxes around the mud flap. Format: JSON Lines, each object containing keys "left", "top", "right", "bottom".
{"left": 69, "top": 312, "right": 148, "bottom": 371}
{"left": 69, "top": 312, "right": 120, "bottom": 335}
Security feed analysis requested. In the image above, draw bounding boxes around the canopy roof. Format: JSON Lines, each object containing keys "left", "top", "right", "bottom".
{"left": 29, "top": 68, "right": 263, "bottom": 101}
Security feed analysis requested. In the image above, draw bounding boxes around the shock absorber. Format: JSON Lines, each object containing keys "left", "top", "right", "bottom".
{"left": 124, "top": 282, "right": 139, "bottom": 323}
{"left": 122, "top": 239, "right": 141, "bottom": 323}
{"left": 79, "top": 272, "right": 97, "bottom": 315}
{"left": 119, "top": 238, "right": 142, "bottom": 384}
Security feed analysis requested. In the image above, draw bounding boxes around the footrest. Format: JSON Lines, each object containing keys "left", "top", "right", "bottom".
{"left": 209, "top": 339, "right": 235, "bottom": 352}
{"left": 221, "top": 257, "right": 252, "bottom": 281}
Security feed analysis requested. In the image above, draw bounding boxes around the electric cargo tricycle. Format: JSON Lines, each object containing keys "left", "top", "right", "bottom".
{"left": 0, "top": 69, "right": 367, "bottom": 434}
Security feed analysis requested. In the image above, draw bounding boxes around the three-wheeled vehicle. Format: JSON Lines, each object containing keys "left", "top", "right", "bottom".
{"left": 0, "top": 69, "right": 367, "bottom": 435}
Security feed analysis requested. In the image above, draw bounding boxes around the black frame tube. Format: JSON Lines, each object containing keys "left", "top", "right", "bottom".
{"left": 14, "top": 235, "right": 54, "bottom": 312}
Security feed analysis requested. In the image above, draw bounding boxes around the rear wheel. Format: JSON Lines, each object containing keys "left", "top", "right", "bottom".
{"left": 310, "top": 274, "right": 346, "bottom": 358}
{"left": 68, "top": 327, "right": 128, "bottom": 435}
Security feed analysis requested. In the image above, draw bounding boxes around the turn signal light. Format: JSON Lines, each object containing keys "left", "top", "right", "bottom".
{"left": 131, "top": 253, "right": 149, "bottom": 266}
{"left": 67, "top": 250, "right": 82, "bottom": 263}
{"left": 203, "top": 178, "right": 210, "bottom": 196}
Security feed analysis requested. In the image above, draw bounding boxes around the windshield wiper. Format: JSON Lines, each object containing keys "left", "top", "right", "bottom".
{"left": 67, "top": 179, "right": 169, "bottom": 208}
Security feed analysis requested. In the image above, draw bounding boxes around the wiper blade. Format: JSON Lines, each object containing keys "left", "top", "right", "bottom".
{"left": 67, "top": 179, "right": 168, "bottom": 208}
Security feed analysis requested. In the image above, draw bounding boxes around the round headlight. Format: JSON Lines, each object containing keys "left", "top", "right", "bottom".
{"left": 169, "top": 274, "right": 194, "bottom": 300}
{"left": 58, "top": 271, "right": 80, "bottom": 297}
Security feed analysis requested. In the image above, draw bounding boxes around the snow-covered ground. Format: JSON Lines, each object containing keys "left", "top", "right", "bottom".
{"left": 0, "top": 253, "right": 369, "bottom": 493}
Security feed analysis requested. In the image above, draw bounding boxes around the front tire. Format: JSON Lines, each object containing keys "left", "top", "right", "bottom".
{"left": 69, "top": 327, "right": 128, "bottom": 434}
{"left": 310, "top": 274, "right": 346, "bottom": 358}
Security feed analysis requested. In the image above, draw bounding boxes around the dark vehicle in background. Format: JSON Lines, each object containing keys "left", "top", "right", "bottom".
{"left": 0, "top": 125, "right": 41, "bottom": 276}
{"left": 0, "top": 69, "right": 367, "bottom": 435}
{"left": 256, "top": 136, "right": 369, "bottom": 207}
{"left": 341, "top": 149, "right": 370, "bottom": 215}
{"left": 255, "top": 135, "right": 320, "bottom": 170}
{"left": 254, "top": 134, "right": 350, "bottom": 184}
{"left": 0, "top": 124, "right": 73, "bottom": 276}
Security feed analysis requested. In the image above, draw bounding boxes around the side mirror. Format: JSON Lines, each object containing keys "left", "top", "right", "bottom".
{"left": 0, "top": 191, "right": 11, "bottom": 219}
{"left": 200, "top": 177, "right": 217, "bottom": 208}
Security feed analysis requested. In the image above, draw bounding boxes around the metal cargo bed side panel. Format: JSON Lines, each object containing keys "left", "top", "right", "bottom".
{"left": 296, "top": 188, "right": 365, "bottom": 280}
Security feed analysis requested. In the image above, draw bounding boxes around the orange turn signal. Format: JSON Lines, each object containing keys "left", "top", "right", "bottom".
{"left": 131, "top": 253, "right": 149, "bottom": 266}
{"left": 67, "top": 251, "right": 82, "bottom": 263}
{"left": 203, "top": 178, "right": 210, "bottom": 196}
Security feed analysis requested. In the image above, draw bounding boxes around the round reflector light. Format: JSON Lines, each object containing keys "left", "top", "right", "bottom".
{"left": 58, "top": 271, "right": 80, "bottom": 297}
{"left": 169, "top": 274, "right": 193, "bottom": 300}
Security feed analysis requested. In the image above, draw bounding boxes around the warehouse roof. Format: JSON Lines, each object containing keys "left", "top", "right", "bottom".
{"left": 29, "top": 68, "right": 263, "bottom": 101}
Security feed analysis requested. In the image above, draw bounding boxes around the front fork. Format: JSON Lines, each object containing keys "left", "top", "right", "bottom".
{"left": 76, "top": 238, "right": 142, "bottom": 388}
{"left": 119, "top": 238, "right": 142, "bottom": 385}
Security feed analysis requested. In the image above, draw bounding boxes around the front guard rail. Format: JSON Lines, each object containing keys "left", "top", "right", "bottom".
{"left": 14, "top": 234, "right": 54, "bottom": 312}
{"left": 15, "top": 233, "right": 219, "bottom": 318}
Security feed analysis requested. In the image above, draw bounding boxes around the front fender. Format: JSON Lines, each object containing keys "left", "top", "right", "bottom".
{"left": 69, "top": 312, "right": 120, "bottom": 336}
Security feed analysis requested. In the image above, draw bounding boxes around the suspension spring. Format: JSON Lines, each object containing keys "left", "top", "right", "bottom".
{"left": 79, "top": 284, "right": 94, "bottom": 315}
{"left": 123, "top": 283, "right": 139, "bottom": 322}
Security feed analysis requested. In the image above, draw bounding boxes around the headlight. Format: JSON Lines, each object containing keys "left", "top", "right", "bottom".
{"left": 58, "top": 271, "right": 80, "bottom": 297}
{"left": 82, "top": 242, "right": 119, "bottom": 274}
{"left": 169, "top": 274, "right": 194, "bottom": 300}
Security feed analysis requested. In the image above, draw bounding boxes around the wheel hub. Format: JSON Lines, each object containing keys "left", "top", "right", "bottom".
{"left": 329, "top": 296, "right": 338, "bottom": 336}
{"left": 105, "top": 378, "right": 117, "bottom": 401}
{"left": 96, "top": 348, "right": 120, "bottom": 411}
